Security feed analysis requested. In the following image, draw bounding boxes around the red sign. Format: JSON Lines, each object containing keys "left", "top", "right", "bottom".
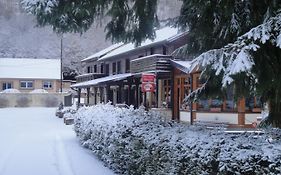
{"left": 142, "top": 73, "right": 156, "bottom": 82}
{"left": 141, "top": 73, "right": 156, "bottom": 92}
{"left": 141, "top": 82, "right": 155, "bottom": 92}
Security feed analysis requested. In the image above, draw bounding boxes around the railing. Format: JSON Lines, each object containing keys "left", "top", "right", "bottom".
{"left": 130, "top": 54, "right": 172, "bottom": 73}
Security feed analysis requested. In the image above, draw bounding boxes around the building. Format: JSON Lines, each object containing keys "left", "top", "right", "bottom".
{"left": 72, "top": 27, "right": 261, "bottom": 128}
{"left": 0, "top": 58, "right": 62, "bottom": 93}
{"left": 72, "top": 27, "right": 187, "bottom": 109}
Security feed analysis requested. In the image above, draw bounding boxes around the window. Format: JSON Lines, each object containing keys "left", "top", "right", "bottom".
{"left": 43, "top": 81, "right": 52, "bottom": 89}
{"left": 20, "top": 81, "right": 33, "bottom": 89}
{"left": 93, "top": 65, "right": 97, "bottom": 73}
{"left": 117, "top": 61, "right": 121, "bottom": 74}
{"left": 2, "top": 82, "right": 12, "bottom": 90}
{"left": 100, "top": 63, "right": 104, "bottom": 73}
{"left": 112, "top": 62, "right": 116, "bottom": 75}
{"left": 105, "top": 64, "right": 109, "bottom": 75}
{"left": 87, "top": 66, "right": 91, "bottom": 73}
{"left": 125, "top": 59, "right": 130, "bottom": 73}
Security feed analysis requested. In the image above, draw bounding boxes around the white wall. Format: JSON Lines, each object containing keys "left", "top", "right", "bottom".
{"left": 245, "top": 113, "right": 261, "bottom": 124}
{"left": 196, "top": 113, "right": 238, "bottom": 124}
{"left": 180, "top": 111, "right": 191, "bottom": 123}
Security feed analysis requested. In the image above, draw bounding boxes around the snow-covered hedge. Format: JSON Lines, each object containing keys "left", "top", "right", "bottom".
{"left": 73, "top": 104, "right": 281, "bottom": 174}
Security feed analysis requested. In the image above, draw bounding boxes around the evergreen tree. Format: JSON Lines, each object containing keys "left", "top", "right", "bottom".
{"left": 22, "top": 0, "right": 281, "bottom": 127}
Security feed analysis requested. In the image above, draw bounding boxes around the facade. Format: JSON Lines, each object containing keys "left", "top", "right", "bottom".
{"left": 0, "top": 58, "right": 62, "bottom": 93}
{"left": 72, "top": 27, "right": 187, "bottom": 109}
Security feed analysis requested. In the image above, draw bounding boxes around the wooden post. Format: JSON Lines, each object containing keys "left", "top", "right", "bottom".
{"left": 128, "top": 81, "right": 131, "bottom": 105}
{"left": 94, "top": 88, "right": 97, "bottom": 105}
{"left": 190, "top": 74, "right": 194, "bottom": 125}
{"left": 86, "top": 87, "right": 90, "bottom": 106}
{"left": 237, "top": 97, "right": 246, "bottom": 126}
{"left": 191, "top": 73, "right": 198, "bottom": 124}
{"left": 77, "top": 88, "right": 81, "bottom": 108}
{"left": 171, "top": 68, "right": 179, "bottom": 121}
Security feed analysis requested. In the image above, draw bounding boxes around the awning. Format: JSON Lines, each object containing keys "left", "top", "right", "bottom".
{"left": 71, "top": 73, "right": 133, "bottom": 88}
{"left": 170, "top": 60, "right": 192, "bottom": 74}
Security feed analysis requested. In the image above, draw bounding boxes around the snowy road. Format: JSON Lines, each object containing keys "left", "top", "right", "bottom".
{"left": 0, "top": 108, "right": 115, "bottom": 175}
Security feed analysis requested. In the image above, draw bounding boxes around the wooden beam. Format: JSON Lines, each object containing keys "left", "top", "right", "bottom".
{"left": 77, "top": 88, "right": 81, "bottom": 108}
{"left": 86, "top": 88, "right": 90, "bottom": 106}
{"left": 237, "top": 98, "right": 246, "bottom": 126}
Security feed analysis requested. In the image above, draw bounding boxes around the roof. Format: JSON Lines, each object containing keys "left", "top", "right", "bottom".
{"left": 0, "top": 58, "right": 61, "bottom": 79}
{"left": 97, "top": 27, "right": 184, "bottom": 61}
{"left": 71, "top": 73, "right": 132, "bottom": 88}
{"left": 81, "top": 43, "right": 124, "bottom": 62}
{"left": 170, "top": 60, "right": 192, "bottom": 73}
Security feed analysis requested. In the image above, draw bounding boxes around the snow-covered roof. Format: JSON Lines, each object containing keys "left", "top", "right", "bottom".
{"left": 71, "top": 73, "right": 132, "bottom": 88}
{"left": 0, "top": 58, "right": 61, "bottom": 79}
{"left": 131, "top": 54, "right": 172, "bottom": 62}
{"left": 98, "top": 27, "right": 183, "bottom": 61}
{"left": 81, "top": 43, "right": 124, "bottom": 62}
{"left": 170, "top": 60, "right": 192, "bottom": 73}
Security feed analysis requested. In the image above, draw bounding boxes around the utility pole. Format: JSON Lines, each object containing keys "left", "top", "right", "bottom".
{"left": 60, "top": 35, "right": 63, "bottom": 93}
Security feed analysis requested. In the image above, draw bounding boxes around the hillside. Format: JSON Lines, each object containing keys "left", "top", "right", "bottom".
{"left": 0, "top": 0, "right": 182, "bottom": 73}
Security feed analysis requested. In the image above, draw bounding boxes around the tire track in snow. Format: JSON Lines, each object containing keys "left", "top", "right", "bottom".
{"left": 0, "top": 134, "right": 24, "bottom": 175}
{"left": 53, "top": 135, "right": 76, "bottom": 175}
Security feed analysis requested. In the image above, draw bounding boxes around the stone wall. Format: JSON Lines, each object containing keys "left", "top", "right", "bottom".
{"left": 0, "top": 93, "right": 66, "bottom": 108}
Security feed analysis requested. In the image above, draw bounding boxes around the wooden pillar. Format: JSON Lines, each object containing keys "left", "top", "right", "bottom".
{"left": 86, "top": 87, "right": 90, "bottom": 106}
{"left": 94, "top": 88, "right": 97, "bottom": 105}
{"left": 237, "top": 98, "right": 246, "bottom": 126}
{"left": 77, "top": 88, "right": 81, "bottom": 108}
{"left": 154, "top": 74, "right": 156, "bottom": 108}
{"left": 191, "top": 73, "right": 197, "bottom": 124}
{"left": 120, "top": 83, "right": 124, "bottom": 103}
{"left": 128, "top": 82, "right": 131, "bottom": 105}
{"left": 136, "top": 83, "right": 139, "bottom": 107}
{"left": 172, "top": 68, "right": 179, "bottom": 121}
{"left": 106, "top": 85, "right": 110, "bottom": 103}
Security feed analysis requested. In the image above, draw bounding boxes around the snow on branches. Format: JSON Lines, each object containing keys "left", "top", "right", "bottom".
{"left": 21, "top": 0, "right": 58, "bottom": 14}
{"left": 190, "top": 12, "right": 281, "bottom": 87}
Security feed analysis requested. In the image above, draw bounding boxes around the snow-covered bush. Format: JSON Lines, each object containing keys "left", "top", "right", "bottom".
{"left": 16, "top": 95, "right": 30, "bottom": 107}
{"left": 45, "top": 95, "right": 59, "bottom": 107}
{"left": 73, "top": 104, "right": 281, "bottom": 174}
{"left": 1, "top": 89, "right": 21, "bottom": 93}
{"left": 0, "top": 96, "right": 9, "bottom": 108}
{"left": 30, "top": 89, "right": 48, "bottom": 93}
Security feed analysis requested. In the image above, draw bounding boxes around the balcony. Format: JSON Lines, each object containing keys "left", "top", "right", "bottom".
{"left": 130, "top": 54, "right": 172, "bottom": 73}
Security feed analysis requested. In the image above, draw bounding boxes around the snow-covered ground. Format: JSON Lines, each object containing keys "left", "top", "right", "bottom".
{"left": 0, "top": 108, "right": 115, "bottom": 175}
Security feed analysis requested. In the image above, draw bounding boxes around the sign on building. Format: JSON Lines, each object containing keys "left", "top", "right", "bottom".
{"left": 141, "top": 73, "right": 156, "bottom": 92}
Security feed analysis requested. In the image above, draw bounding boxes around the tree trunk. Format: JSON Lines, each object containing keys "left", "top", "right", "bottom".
{"left": 268, "top": 89, "right": 281, "bottom": 128}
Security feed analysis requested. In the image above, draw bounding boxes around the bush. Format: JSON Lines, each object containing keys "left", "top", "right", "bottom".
{"left": 0, "top": 96, "right": 9, "bottom": 108}
{"left": 45, "top": 95, "right": 59, "bottom": 107}
{"left": 72, "top": 104, "right": 281, "bottom": 174}
{"left": 16, "top": 95, "right": 30, "bottom": 107}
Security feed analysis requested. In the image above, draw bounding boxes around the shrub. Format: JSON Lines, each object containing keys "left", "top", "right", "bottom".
{"left": 72, "top": 104, "right": 281, "bottom": 174}
{"left": 16, "top": 95, "right": 30, "bottom": 107}
{"left": 45, "top": 95, "right": 59, "bottom": 107}
{"left": 0, "top": 96, "right": 9, "bottom": 108}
